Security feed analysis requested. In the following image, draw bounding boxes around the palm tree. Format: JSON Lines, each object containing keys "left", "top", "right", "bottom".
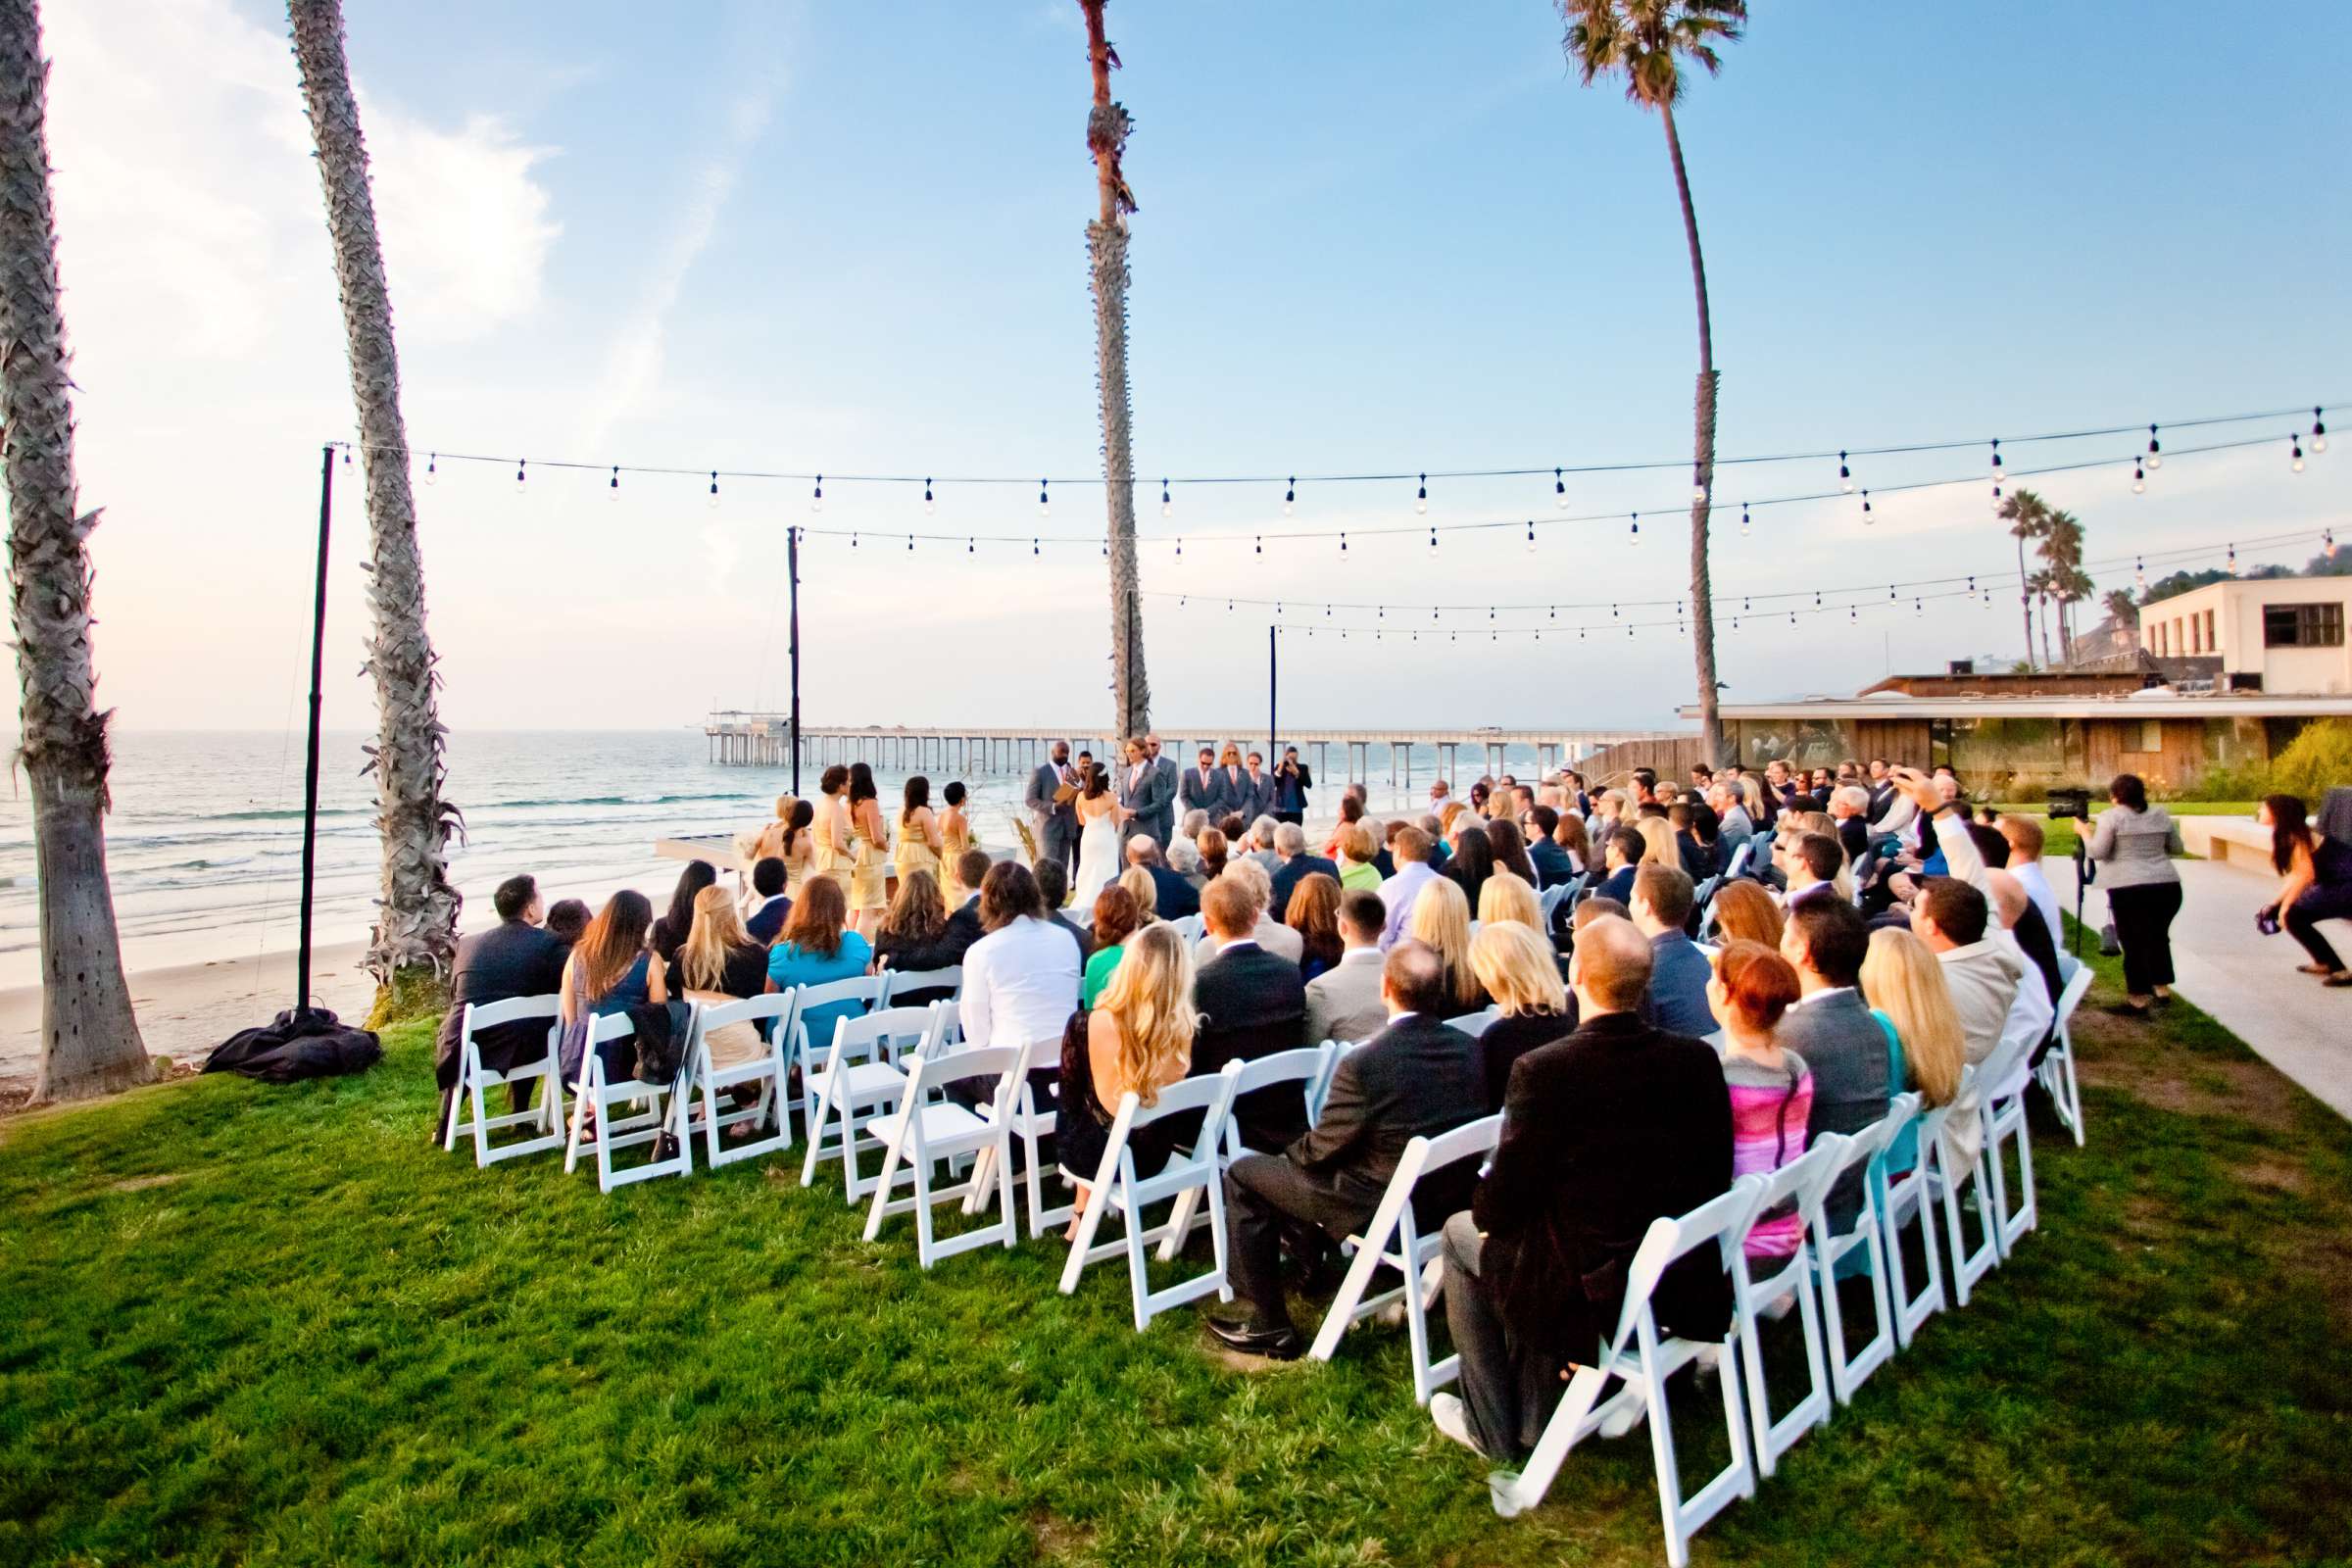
{"left": 0, "top": 0, "right": 150, "bottom": 1100}
{"left": 1560, "top": 0, "right": 1744, "bottom": 765}
{"left": 2103, "top": 586, "right": 2139, "bottom": 628}
{"left": 1078, "top": 0, "right": 1150, "bottom": 739}
{"left": 289, "top": 0, "right": 461, "bottom": 1016}
{"left": 1998, "top": 488, "right": 2050, "bottom": 670}
{"left": 2037, "top": 506, "right": 2086, "bottom": 664}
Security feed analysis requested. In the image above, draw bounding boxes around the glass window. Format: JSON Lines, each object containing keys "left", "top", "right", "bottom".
{"left": 2262, "top": 603, "right": 2345, "bottom": 647}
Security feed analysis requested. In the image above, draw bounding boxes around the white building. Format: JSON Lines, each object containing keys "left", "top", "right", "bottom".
{"left": 2137, "top": 577, "right": 2351, "bottom": 694}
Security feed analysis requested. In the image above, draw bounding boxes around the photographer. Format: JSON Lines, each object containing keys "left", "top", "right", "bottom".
{"left": 1271, "top": 745, "right": 1312, "bottom": 826}
{"left": 2257, "top": 795, "right": 2352, "bottom": 987}
{"left": 2084, "top": 773, "right": 2183, "bottom": 1016}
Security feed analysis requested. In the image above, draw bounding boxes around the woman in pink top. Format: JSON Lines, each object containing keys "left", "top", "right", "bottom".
{"left": 1707, "top": 940, "right": 1816, "bottom": 1259}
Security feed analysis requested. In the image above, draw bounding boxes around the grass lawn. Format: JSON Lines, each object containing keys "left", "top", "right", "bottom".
{"left": 4, "top": 941, "right": 2351, "bottom": 1567}
{"left": 1991, "top": 801, "right": 2258, "bottom": 859}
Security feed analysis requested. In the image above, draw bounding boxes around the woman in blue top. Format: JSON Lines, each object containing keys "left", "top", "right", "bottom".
{"left": 558, "top": 889, "right": 668, "bottom": 1087}
{"left": 766, "top": 875, "right": 875, "bottom": 1052}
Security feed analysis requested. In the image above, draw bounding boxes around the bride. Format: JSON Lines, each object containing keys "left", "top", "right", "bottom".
{"left": 1071, "top": 762, "right": 1129, "bottom": 910}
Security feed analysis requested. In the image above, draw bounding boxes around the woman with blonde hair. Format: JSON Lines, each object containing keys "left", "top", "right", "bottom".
{"left": 1336, "top": 821, "right": 1383, "bottom": 891}
{"left": 1786, "top": 808, "right": 1853, "bottom": 902}
{"left": 1637, "top": 815, "right": 1679, "bottom": 868}
{"left": 1707, "top": 877, "right": 1784, "bottom": 950}
{"left": 666, "top": 886, "right": 771, "bottom": 1119}
{"left": 1476, "top": 869, "right": 1542, "bottom": 932}
{"left": 1467, "top": 921, "right": 1571, "bottom": 1109}
{"left": 1117, "top": 864, "right": 1159, "bottom": 922}
{"left": 1859, "top": 926, "right": 1964, "bottom": 1175}
{"left": 747, "top": 793, "right": 798, "bottom": 873}
{"left": 1058, "top": 922, "right": 1199, "bottom": 1231}
{"left": 1406, "top": 875, "right": 1486, "bottom": 1017}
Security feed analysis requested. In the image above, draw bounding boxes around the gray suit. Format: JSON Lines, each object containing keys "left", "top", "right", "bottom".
{"left": 1237, "top": 768, "right": 1277, "bottom": 823}
{"left": 1778, "top": 986, "right": 1892, "bottom": 1228}
{"left": 1180, "top": 764, "right": 1227, "bottom": 820}
{"left": 1025, "top": 759, "right": 1080, "bottom": 875}
{"left": 1149, "top": 755, "right": 1179, "bottom": 845}
{"left": 1304, "top": 947, "right": 1388, "bottom": 1045}
{"left": 1118, "top": 756, "right": 1176, "bottom": 847}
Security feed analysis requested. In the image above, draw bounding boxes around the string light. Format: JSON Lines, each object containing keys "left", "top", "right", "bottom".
{"left": 1740, "top": 502, "right": 1750, "bottom": 537}
{"left": 1038, "top": 479, "right": 1051, "bottom": 518}
{"left": 811, "top": 474, "right": 823, "bottom": 513}
{"left": 1032, "top": 537, "right": 1039, "bottom": 556}
{"left": 1990, "top": 480, "right": 2003, "bottom": 513}
{"left": 1525, "top": 519, "right": 1537, "bottom": 553}
{"left": 1990, "top": 438, "right": 2003, "bottom": 483}
{"left": 2132, "top": 460, "right": 2145, "bottom": 494}
{"left": 2146, "top": 424, "right": 2163, "bottom": 469}
{"left": 1630, "top": 512, "right": 1640, "bottom": 543}
{"left": 2227, "top": 542, "right": 2237, "bottom": 575}
{"left": 1341, "top": 531, "right": 1350, "bottom": 563}
{"left": 1159, "top": 478, "right": 1170, "bottom": 517}
{"left": 1175, "top": 536, "right": 1184, "bottom": 562}
{"left": 707, "top": 470, "right": 718, "bottom": 509}
{"left": 1691, "top": 466, "right": 1707, "bottom": 504}
{"left": 1284, "top": 476, "right": 1296, "bottom": 516}
{"left": 342, "top": 445, "right": 352, "bottom": 466}
{"left": 2291, "top": 434, "right": 2305, "bottom": 472}
{"left": 608, "top": 465, "right": 619, "bottom": 499}
{"left": 1554, "top": 467, "right": 1568, "bottom": 509}
{"left": 515, "top": 457, "right": 527, "bottom": 494}
{"left": 1838, "top": 450, "right": 1853, "bottom": 492}
{"left": 925, "top": 477, "right": 935, "bottom": 514}
{"left": 423, "top": 452, "right": 437, "bottom": 486}
{"left": 2326, "top": 528, "right": 2337, "bottom": 561}
{"left": 1254, "top": 535, "right": 1263, "bottom": 555}
{"left": 969, "top": 537, "right": 977, "bottom": 555}
{"left": 2134, "top": 556, "right": 2145, "bottom": 590}
{"left": 1861, "top": 489, "right": 1873, "bottom": 522}
{"left": 1428, "top": 525, "right": 1438, "bottom": 558}
{"left": 906, "top": 533, "right": 913, "bottom": 551}
{"left": 1413, "top": 473, "right": 1431, "bottom": 514}
{"left": 2314, "top": 409, "right": 2330, "bottom": 455}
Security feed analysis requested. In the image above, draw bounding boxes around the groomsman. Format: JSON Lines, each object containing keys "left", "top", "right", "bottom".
{"left": 1025, "top": 740, "right": 1080, "bottom": 875}
{"left": 1241, "top": 751, "right": 1277, "bottom": 822}
{"left": 1118, "top": 736, "right": 1176, "bottom": 847}
{"left": 1181, "top": 746, "right": 1228, "bottom": 818}
{"left": 1218, "top": 746, "right": 1254, "bottom": 820}
{"left": 1146, "top": 733, "right": 1180, "bottom": 846}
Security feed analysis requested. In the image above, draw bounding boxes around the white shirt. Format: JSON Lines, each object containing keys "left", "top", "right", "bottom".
{"left": 2013, "top": 858, "right": 2065, "bottom": 952}
{"left": 959, "top": 915, "right": 1079, "bottom": 1054}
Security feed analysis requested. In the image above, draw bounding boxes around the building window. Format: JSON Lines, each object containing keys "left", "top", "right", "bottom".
{"left": 2263, "top": 603, "right": 2346, "bottom": 648}
{"left": 2203, "top": 609, "right": 2216, "bottom": 651}
{"left": 2136, "top": 719, "right": 2162, "bottom": 754}
{"left": 2190, "top": 614, "right": 2203, "bottom": 654}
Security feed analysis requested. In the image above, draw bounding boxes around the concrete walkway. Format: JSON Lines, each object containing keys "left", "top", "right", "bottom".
{"left": 2068, "top": 856, "right": 2352, "bottom": 1120}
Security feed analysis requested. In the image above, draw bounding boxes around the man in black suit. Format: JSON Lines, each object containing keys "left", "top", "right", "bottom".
{"left": 1524, "top": 805, "right": 1574, "bottom": 888}
{"left": 1271, "top": 745, "right": 1312, "bottom": 825}
{"left": 432, "top": 874, "right": 570, "bottom": 1136}
{"left": 1032, "top": 859, "right": 1094, "bottom": 964}
{"left": 1207, "top": 940, "right": 1488, "bottom": 1360}
{"left": 1125, "top": 833, "right": 1200, "bottom": 919}
{"left": 1266, "top": 822, "right": 1340, "bottom": 923}
{"left": 1190, "top": 876, "right": 1308, "bottom": 1156}
{"left": 1429, "top": 914, "right": 1732, "bottom": 1460}
{"left": 743, "top": 857, "right": 791, "bottom": 945}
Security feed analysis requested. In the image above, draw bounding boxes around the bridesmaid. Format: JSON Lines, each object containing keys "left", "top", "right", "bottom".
{"left": 810, "top": 764, "right": 853, "bottom": 897}
{"left": 777, "top": 798, "right": 815, "bottom": 898}
{"left": 895, "top": 775, "right": 945, "bottom": 891}
{"left": 846, "top": 761, "right": 892, "bottom": 939}
{"left": 939, "top": 781, "right": 978, "bottom": 909}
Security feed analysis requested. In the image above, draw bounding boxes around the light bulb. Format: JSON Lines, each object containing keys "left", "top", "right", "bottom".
{"left": 1554, "top": 467, "right": 1567, "bottom": 509}
{"left": 811, "top": 476, "right": 823, "bottom": 514}
{"left": 1159, "top": 479, "right": 1171, "bottom": 518}
{"left": 1284, "top": 477, "right": 1296, "bottom": 516}
{"left": 2312, "top": 409, "right": 2328, "bottom": 454}
{"left": 514, "top": 458, "right": 527, "bottom": 495}
{"left": 707, "top": 471, "right": 718, "bottom": 509}
{"left": 1630, "top": 513, "right": 1640, "bottom": 544}
{"left": 1525, "top": 521, "right": 1537, "bottom": 554}
{"left": 1692, "top": 484, "right": 1707, "bottom": 504}
{"left": 925, "top": 479, "right": 936, "bottom": 515}
{"left": 1838, "top": 450, "right": 1853, "bottom": 493}
{"left": 1038, "top": 480, "right": 1050, "bottom": 519}
{"left": 1427, "top": 527, "right": 1438, "bottom": 558}
{"left": 423, "top": 453, "right": 437, "bottom": 486}
{"left": 2132, "top": 462, "right": 2145, "bottom": 495}
{"left": 2291, "top": 437, "right": 2305, "bottom": 472}
{"left": 1862, "top": 490, "right": 1873, "bottom": 521}
{"left": 1740, "top": 504, "right": 1750, "bottom": 537}
{"left": 2146, "top": 425, "right": 2163, "bottom": 469}
{"left": 1341, "top": 533, "right": 1349, "bottom": 563}
{"left": 1415, "top": 473, "right": 1428, "bottom": 514}
{"left": 2325, "top": 529, "right": 2337, "bottom": 560}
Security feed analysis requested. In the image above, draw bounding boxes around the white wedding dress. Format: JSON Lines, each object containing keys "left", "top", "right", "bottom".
{"left": 1073, "top": 801, "right": 1120, "bottom": 909}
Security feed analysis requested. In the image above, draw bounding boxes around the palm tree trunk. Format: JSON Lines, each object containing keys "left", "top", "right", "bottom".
{"left": 2038, "top": 596, "right": 2054, "bottom": 670}
{"left": 0, "top": 0, "right": 150, "bottom": 1100}
{"left": 1080, "top": 0, "right": 1148, "bottom": 740}
{"left": 1659, "top": 104, "right": 1721, "bottom": 766}
{"left": 289, "top": 0, "right": 460, "bottom": 1015}
{"left": 2015, "top": 536, "right": 2035, "bottom": 670}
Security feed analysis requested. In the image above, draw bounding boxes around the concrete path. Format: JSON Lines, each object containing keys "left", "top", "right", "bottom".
{"left": 2067, "top": 856, "right": 2352, "bottom": 1120}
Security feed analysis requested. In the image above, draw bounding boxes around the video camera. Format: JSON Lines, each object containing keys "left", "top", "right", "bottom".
{"left": 2044, "top": 786, "right": 2092, "bottom": 821}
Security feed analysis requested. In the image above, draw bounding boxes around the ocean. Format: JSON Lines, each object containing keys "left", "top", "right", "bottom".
{"left": 0, "top": 730, "right": 1539, "bottom": 986}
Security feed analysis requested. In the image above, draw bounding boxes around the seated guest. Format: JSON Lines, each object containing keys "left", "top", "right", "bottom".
{"left": 1167, "top": 812, "right": 1206, "bottom": 876}
{"left": 1429, "top": 915, "right": 1732, "bottom": 1461}
{"left": 1996, "top": 812, "right": 2065, "bottom": 951}
{"left": 1335, "top": 822, "right": 1384, "bottom": 892}
{"left": 1707, "top": 782, "right": 1755, "bottom": 876}
{"left": 1320, "top": 792, "right": 1364, "bottom": 858}
{"left": 1245, "top": 815, "right": 1284, "bottom": 874}
{"left": 1706, "top": 876, "right": 1783, "bottom": 949}
{"left": 939, "top": 847, "right": 993, "bottom": 958}
{"left": 1421, "top": 812, "right": 1452, "bottom": 868}
{"left": 1708, "top": 941, "right": 1815, "bottom": 1259}
{"left": 1126, "top": 833, "right": 1200, "bottom": 919}
{"left": 1636, "top": 815, "right": 1679, "bottom": 870}
{"left": 873, "top": 869, "right": 964, "bottom": 1003}
{"left": 1191, "top": 859, "right": 1305, "bottom": 965}
{"left": 1286, "top": 872, "right": 1345, "bottom": 982}
{"left": 558, "top": 890, "right": 668, "bottom": 1087}
{"left": 1269, "top": 822, "right": 1341, "bottom": 918}
{"left": 1032, "top": 859, "right": 1094, "bottom": 964}
{"left": 1372, "top": 818, "right": 1401, "bottom": 878}
{"left": 1668, "top": 802, "right": 1712, "bottom": 880}
{"left": 1468, "top": 921, "right": 1572, "bottom": 1110}
{"left": 1630, "top": 864, "right": 1714, "bottom": 1037}
{"left": 1207, "top": 942, "right": 1488, "bottom": 1360}
{"left": 1828, "top": 785, "right": 1874, "bottom": 864}
{"left": 1553, "top": 808, "right": 1592, "bottom": 877}
{"left": 1082, "top": 884, "right": 1145, "bottom": 1006}
{"left": 1408, "top": 875, "right": 1488, "bottom": 1018}
{"left": 434, "top": 873, "right": 570, "bottom": 1130}
{"left": 1593, "top": 824, "right": 1642, "bottom": 906}
{"left": 764, "top": 876, "right": 874, "bottom": 1052}
{"left": 666, "top": 885, "right": 774, "bottom": 1133}
{"left": 1305, "top": 889, "right": 1390, "bottom": 1045}
{"left": 958, "top": 861, "right": 1082, "bottom": 1056}
{"left": 1485, "top": 818, "right": 1540, "bottom": 888}
{"left": 1117, "top": 864, "right": 1160, "bottom": 923}
{"left": 1476, "top": 869, "right": 1542, "bottom": 933}
{"left": 1911, "top": 786, "right": 2056, "bottom": 1061}
{"left": 1910, "top": 876, "right": 2021, "bottom": 1170}
{"left": 1524, "top": 806, "right": 1573, "bottom": 887}
{"left": 1058, "top": 921, "right": 1196, "bottom": 1230}
{"left": 545, "top": 898, "right": 591, "bottom": 948}
{"left": 651, "top": 859, "right": 718, "bottom": 962}
{"left": 1378, "top": 826, "right": 1441, "bottom": 949}
{"left": 743, "top": 857, "right": 791, "bottom": 945}
{"left": 1196, "top": 825, "right": 1230, "bottom": 883}
{"left": 1445, "top": 822, "right": 1497, "bottom": 911}
{"left": 1859, "top": 927, "right": 1963, "bottom": 1176}
{"left": 1193, "top": 875, "right": 1311, "bottom": 1153}
{"left": 1776, "top": 897, "right": 1889, "bottom": 1226}
{"left": 1217, "top": 811, "right": 1250, "bottom": 846}
{"left": 1781, "top": 831, "right": 1844, "bottom": 910}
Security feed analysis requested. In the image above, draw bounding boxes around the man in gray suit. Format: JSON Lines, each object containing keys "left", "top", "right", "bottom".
{"left": 1145, "top": 733, "right": 1180, "bottom": 847}
{"left": 1304, "top": 891, "right": 1390, "bottom": 1044}
{"left": 1116, "top": 736, "right": 1175, "bottom": 848}
{"left": 1025, "top": 740, "right": 1080, "bottom": 876}
{"left": 1240, "top": 751, "right": 1278, "bottom": 823}
{"left": 1180, "top": 745, "right": 1228, "bottom": 819}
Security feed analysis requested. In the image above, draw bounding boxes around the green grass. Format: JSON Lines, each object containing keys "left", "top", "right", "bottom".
{"left": 3, "top": 960, "right": 2350, "bottom": 1567}
{"left": 1992, "top": 801, "right": 2257, "bottom": 859}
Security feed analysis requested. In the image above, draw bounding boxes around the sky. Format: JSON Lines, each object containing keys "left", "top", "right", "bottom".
{"left": 29, "top": 0, "right": 2352, "bottom": 739}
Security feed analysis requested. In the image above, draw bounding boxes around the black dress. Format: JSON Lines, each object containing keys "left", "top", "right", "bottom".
{"left": 1055, "top": 1009, "right": 1183, "bottom": 1184}
{"left": 1476, "top": 1007, "right": 1574, "bottom": 1112}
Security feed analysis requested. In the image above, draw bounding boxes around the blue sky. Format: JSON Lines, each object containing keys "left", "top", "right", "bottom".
{"left": 38, "top": 0, "right": 2352, "bottom": 735}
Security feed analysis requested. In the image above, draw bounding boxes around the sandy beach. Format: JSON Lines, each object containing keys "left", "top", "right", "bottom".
{"left": 0, "top": 941, "right": 376, "bottom": 1095}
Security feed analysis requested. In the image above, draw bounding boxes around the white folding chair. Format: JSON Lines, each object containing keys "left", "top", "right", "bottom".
{"left": 1810, "top": 1096, "right": 1909, "bottom": 1403}
{"left": 1154, "top": 1046, "right": 1331, "bottom": 1259}
{"left": 1057, "top": 1061, "right": 1244, "bottom": 1330}
{"left": 1306, "top": 1112, "right": 1503, "bottom": 1404}
{"left": 1491, "top": 1178, "right": 1764, "bottom": 1568}
{"left": 686, "top": 991, "right": 798, "bottom": 1170}
{"left": 562, "top": 1006, "right": 696, "bottom": 1192}
{"left": 1875, "top": 1094, "right": 1954, "bottom": 1346}
{"left": 1726, "top": 1138, "right": 1843, "bottom": 1477}
{"left": 1450, "top": 1006, "right": 1504, "bottom": 1041}
{"left": 1723, "top": 840, "right": 1753, "bottom": 880}
{"left": 882, "top": 964, "right": 962, "bottom": 1004}
{"left": 1930, "top": 1063, "right": 2002, "bottom": 1306}
{"left": 968, "top": 1031, "right": 1072, "bottom": 1240}
{"left": 442, "top": 994, "right": 564, "bottom": 1166}
{"left": 1170, "top": 912, "right": 1205, "bottom": 944}
{"left": 1305, "top": 1038, "right": 1362, "bottom": 1122}
{"left": 2037, "top": 960, "right": 2092, "bottom": 1147}
{"left": 1538, "top": 881, "right": 1572, "bottom": 925}
{"left": 1981, "top": 1033, "right": 2040, "bottom": 1256}
{"left": 860, "top": 1043, "right": 1022, "bottom": 1266}
{"left": 798, "top": 1002, "right": 936, "bottom": 1200}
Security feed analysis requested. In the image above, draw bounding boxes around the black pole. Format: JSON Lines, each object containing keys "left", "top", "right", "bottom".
{"left": 788, "top": 524, "right": 803, "bottom": 796}
{"left": 297, "top": 444, "right": 334, "bottom": 1015}
{"left": 1268, "top": 624, "right": 1277, "bottom": 762}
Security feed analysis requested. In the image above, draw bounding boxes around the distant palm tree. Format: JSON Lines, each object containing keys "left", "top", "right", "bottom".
{"left": 1561, "top": 1, "right": 1744, "bottom": 763}
{"left": 0, "top": 0, "right": 151, "bottom": 1100}
{"left": 2103, "top": 586, "right": 2139, "bottom": 626}
{"left": 2038, "top": 507, "right": 2087, "bottom": 663}
{"left": 1998, "top": 488, "right": 2051, "bottom": 670}
{"left": 289, "top": 0, "right": 461, "bottom": 1015}
{"left": 1077, "top": 0, "right": 1150, "bottom": 739}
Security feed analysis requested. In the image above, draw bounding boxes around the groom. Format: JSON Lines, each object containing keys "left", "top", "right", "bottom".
{"left": 1118, "top": 736, "right": 1176, "bottom": 848}
{"left": 1025, "top": 740, "right": 1081, "bottom": 876}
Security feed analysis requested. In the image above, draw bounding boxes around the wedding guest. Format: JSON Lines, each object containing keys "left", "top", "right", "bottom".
{"left": 1286, "top": 872, "right": 1346, "bottom": 983}
{"left": 1116, "top": 864, "right": 1159, "bottom": 924}
{"left": 1631, "top": 864, "right": 1713, "bottom": 1037}
{"left": 812, "top": 763, "right": 854, "bottom": 895}
{"left": 433, "top": 873, "right": 568, "bottom": 1130}
{"left": 1196, "top": 825, "right": 1230, "bottom": 883}
{"left": 1169, "top": 810, "right": 1208, "bottom": 875}
{"left": 1636, "top": 815, "right": 1679, "bottom": 872}
{"left": 743, "top": 857, "right": 791, "bottom": 945}
{"left": 1776, "top": 897, "right": 1891, "bottom": 1224}
{"left": 1407, "top": 875, "right": 1487, "bottom": 1018}
{"left": 1995, "top": 813, "right": 2065, "bottom": 948}
{"left": 1708, "top": 940, "right": 1815, "bottom": 1259}
{"left": 1524, "top": 807, "right": 1573, "bottom": 887}
{"left": 1476, "top": 870, "right": 1542, "bottom": 934}
{"left": 764, "top": 875, "right": 873, "bottom": 1054}
{"left": 1269, "top": 821, "right": 1340, "bottom": 918}
{"left": 1859, "top": 927, "right": 1962, "bottom": 1176}
{"left": 545, "top": 899, "right": 591, "bottom": 949}
{"left": 1911, "top": 877, "right": 2020, "bottom": 1169}
{"left": 1305, "top": 890, "right": 1390, "bottom": 1045}
{"left": 1706, "top": 877, "right": 1783, "bottom": 950}
{"left": 1032, "top": 860, "right": 1094, "bottom": 964}
{"left": 1485, "top": 818, "right": 1540, "bottom": 889}
{"left": 1322, "top": 792, "right": 1369, "bottom": 860}
{"left": 2084, "top": 771, "right": 2183, "bottom": 1014}
{"left": 1058, "top": 922, "right": 1197, "bottom": 1230}
{"left": 1552, "top": 808, "right": 1592, "bottom": 877}
{"left": 2260, "top": 794, "right": 2352, "bottom": 985}
{"left": 1335, "top": 822, "right": 1384, "bottom": 892}
{"left": 873, "top": 868, "right": 962, "bottom": 1000}
{"left": 1378, "top": 825, "right": 1442, "bottom": 950}
{"left": 667, "top": 885, "right": 772, "bottom": 1130}
{"left": 1082, "top": 884, "right": 1145, "bottom": 1006}
{"left": 1593, "top": 825, "right": 1642, "bottom": 906}
{"left": 1468, "top": 921, "right": 1571, "bottom": 1111}
{"left": 958, "top": 861, "right": 1080, "bottom": 1056}
{"left": 1190, "top": 859, "right": 1305, "bottom": 965}
{"left": 1192, "top": 875, "right": 1310, "bottom": 1152}
{"left": 558, "top": 890, "right": 667, "bottom": 1086}
{"left": 1445, "top": 824, "right": 1497, "bottom": 912}
{"left": 651, "top": 859, "right": 717, "bottom": 963}
{"left": 1125, "top": 833, "right": 1200, "bottom": 919}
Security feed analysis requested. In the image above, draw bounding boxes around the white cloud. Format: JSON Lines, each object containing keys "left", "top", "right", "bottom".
{"left": 368, "top": 109, "right": 560, "bottom": 343}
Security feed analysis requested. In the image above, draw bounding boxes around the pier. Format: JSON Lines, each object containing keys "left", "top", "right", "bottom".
{"left": 704, "top": 713, "right": 1702, "bottom": 789}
